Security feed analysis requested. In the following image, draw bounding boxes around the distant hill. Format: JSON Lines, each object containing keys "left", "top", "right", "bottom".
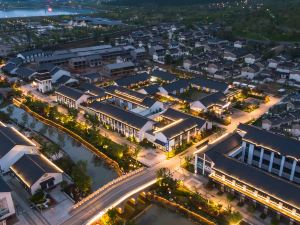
{"left": 109, "top": 0, "right": 227, "bottom": 6}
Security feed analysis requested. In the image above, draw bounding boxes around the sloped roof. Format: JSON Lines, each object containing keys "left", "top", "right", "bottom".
{"left": 238, "top": 124, "right": 300, "bottom": 159}
{"left": 11, "top": 154, "right": 62, "bottom": 187}
{"left": 88, "top": 102, "right": 151, "bottom": 130}
{"left": 0, "top": 125, "right": 35, "bottom": 158}
{"left": 56, "top": 85, "right": 83, "bottom": 101}
{"left": 191, "top": 77, "right": 229, "bottom": 92}
{"left": 115, "top": 72, "right": 150, "bottom": 87}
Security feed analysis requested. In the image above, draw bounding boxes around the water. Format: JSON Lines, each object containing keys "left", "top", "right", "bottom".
{"left": 136, "top": 205, "right": 196, "bottom": 225}
{"left": 4, "top": 106, "right": 117, "bottom": 190}
{"left": 0, "top": 8, "right": 93, "bottom": 18}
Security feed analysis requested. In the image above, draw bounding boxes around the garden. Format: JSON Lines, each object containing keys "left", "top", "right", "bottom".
{"left": 153, "top": 168, "right": 243, "bottom": 225}
{"left": 20, "top": 95, "right": 143, "bottom": 173}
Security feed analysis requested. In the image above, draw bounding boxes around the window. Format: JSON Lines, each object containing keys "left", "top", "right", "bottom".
{"left": 262, "top": 159, "right": 269, "bottom": 165}
{"left": 272, "top": 163, "right": 280, "bottom": 170}
{"left": 283, "top": 167, "right": 291, "bottom": 174}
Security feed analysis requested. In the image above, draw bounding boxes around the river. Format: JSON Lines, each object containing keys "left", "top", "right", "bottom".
{"left": 0, "top": 8, "right": 93, "bottom": 18}
{"left": 3, "top": 105, "right": 117, "bottom": 190}
{"left": 136, "top": 204, "right": 196, "bottom": 225}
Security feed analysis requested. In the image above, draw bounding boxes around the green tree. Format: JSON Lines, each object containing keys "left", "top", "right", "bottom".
{"left": 21, "top": 112, "right": 29, "bottom": 126}
{"left": 107, "top": 208, "right": 118, "bottom": 225}
{"left": 6, "top": 105, "right": 14, "bottom": 115}
{"left": 71, "top": 160, "right": 92, "bottom": 195}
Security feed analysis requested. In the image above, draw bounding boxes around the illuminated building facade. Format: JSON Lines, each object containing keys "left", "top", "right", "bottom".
{"left": 195, "top": 124, "right": 300, "bottom": 224}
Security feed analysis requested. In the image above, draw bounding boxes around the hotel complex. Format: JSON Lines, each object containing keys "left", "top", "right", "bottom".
{"left": 195, "top": 124, "right": 300, "bottom": 225}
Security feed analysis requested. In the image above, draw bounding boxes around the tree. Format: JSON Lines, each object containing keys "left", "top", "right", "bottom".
{"left": 29, "top": 120, "right": 37, "bottom": 130}
{"left": 107, "top": 208, "right": 118, "bottom": 225}
{"left": 164, "top": 54, "right": 173, "bottom": 65}
{"left": 6, "top": 105, "right": 14, "bottom": 116}
{"left": 133, "top": 145, "right": 142, "bottom": 160}
{"left": 71, "top": 160, "right": 92, "bottom": 195}
{"left": 21, "top": 112, "right": 29, "bottom": 126}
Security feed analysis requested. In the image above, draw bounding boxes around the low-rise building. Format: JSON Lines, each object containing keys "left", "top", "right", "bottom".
{"left": 55, "top": 85, "right": 90, "bottom": 109}
{"left": 147, "top": 108, "right": 211, "bottom": 152}
{"left": 10, "top": 154, "right": 63, "bottom": 195}
{"left": 190, "top": 91, "right": 230, "bottom": 115}
{"left": 195, "top": 125, "right": 300, "bottom": 224}
{"left": 0, "top": 177, "right": 15, "bottom": 222}
{"left": 0, "top": 123, "right": 36, "bottom": 173}
{"left": 87, "top": 102, "right": 154, "bottom": 142}
{"left": 103, "top": 61, "right": 135, "bottom": 77}
{"left": 34, "top": 73, "right": 53, "bottom": 93}
{"left": 104, "top": 86, "right": 163, "bottom": 116}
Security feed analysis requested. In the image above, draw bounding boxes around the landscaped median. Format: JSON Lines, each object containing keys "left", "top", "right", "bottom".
{"left": 150, "top": 194, "right": 216, "bottom": 225}
{"left": 13, "top": 96, "right": 141, "bottom": 175}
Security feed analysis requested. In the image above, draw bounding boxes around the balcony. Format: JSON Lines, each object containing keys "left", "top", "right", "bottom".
{"left": 0, "top": 208, "right": 10, "bottom": 219}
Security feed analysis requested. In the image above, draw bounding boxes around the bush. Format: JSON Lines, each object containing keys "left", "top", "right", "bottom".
{"left": 260, "top": 213, "right": 267, "bottom": 219}
{"left": 30, "top": 190, "right": 46, "bottom": 204}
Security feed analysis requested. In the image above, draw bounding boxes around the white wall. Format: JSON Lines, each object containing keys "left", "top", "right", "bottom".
{"left": 0, "top": 145, "right": 35, "bottom": 173}
{"left": 30, "top": 173, "right": 63, "bottom": 195}
{"left": 0, "top": 192, "right": 15, "bottom": 220}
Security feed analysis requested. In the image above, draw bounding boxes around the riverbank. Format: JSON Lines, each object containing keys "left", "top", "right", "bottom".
{"left": 13, "top": 97, "right": 125, "bottom": 175}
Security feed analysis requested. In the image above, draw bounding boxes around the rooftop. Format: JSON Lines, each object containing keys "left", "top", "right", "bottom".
{"left": 11, "top": 154, "right": 62, "bottom": 188}
{"left": 0, "top": 125, "right": 35, "bottom": 158}
{"left": 238, "top": 124, "right": 300, "bottom": 159}
{"left": 88, "top": 102, "right": 151, "bottom": 129}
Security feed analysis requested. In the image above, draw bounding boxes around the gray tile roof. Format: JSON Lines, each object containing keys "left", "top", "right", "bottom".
{"left": 151, "top": 70, "right": 176, "bottom": 82}
{"left": 56, "top": 85, "right": 84, "bottom": 101}
{"left": 205, "top": 133, "right": 300, "bottom": 208}
{"left": 89, "top": 102, "right": 151, "bottom": 129}
{"left": 0, "top": 125, "right": 35, "bottom": 158}
{"left": 115, "top": 72, "right": 150, "bottom": 87}
{"left": 140, "top": 84, "right": 160, "bottom": 95}
{"left": 162, "top": 79, "right": 190, "bottom": 93}
{"left": 238, "top": 124, "right": 300, "bottom": 159}
{"left": 105, "top": 61, "right": 134, "bottom": 70}
{"left": 198, "top": 91, "right": 226, "bottom": 107}
{"left": 0, "top": 177, "right": 10, "bottom": 192}
{"left": 158, "top": 118, "right": 198, "bottom": 139}
{"left": 11, "top": 154, "right": 62, "bottom": 187}
{"left": 191, "top": 77, "right": 229, "bottom": 93}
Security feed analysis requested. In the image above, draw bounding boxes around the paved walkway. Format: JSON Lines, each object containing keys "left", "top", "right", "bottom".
{"left": 172, "top": 167, "right": 287, "bottom": 225}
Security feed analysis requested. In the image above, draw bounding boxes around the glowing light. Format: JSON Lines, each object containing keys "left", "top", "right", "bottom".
{"left": 48, "top": 7, "right": 53, "bottom": 12}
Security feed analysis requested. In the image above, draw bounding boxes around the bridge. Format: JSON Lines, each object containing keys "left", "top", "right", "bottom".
{"left": 60, "top": 133, "right": 224, "bottom": 225}
{"left": 58, "top": 96, "right": 281, "bottom": 225}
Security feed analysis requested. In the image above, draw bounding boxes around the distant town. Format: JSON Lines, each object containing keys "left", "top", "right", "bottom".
{"left": 0, "top": 1, "right": 300, "bottom": 225}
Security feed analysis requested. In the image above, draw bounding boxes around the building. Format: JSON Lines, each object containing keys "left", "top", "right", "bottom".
{"left": 87, "top": 102, "right": 153, "bottom": 142}
{"left": 150, "top": 69, "right": 176, "bottom": 83}
{"left": 17, "top": 49, "right": 45, "bottom": 63}
{"left": 55, "top": 85, "right": 90, "bottom": 109}
{"left": 114, "top": 72, "right": 150, "bottom": 88}
{"left": 147, "top": 108, "right": 211, "bottom": 152}
{"left": 34, "top": 73, "right": 53, "bottom": 93}
{"left": 191, "top": 77, "right": 230, "bottom": 94}
{"left": 0, "top": 177, "right": 15, "bottom": 222}
{"left": 159, "top": 79, "right": 190, "bottom": 96}
{"left": 195, "top": 124, "right": 300, "bottom": 225}
{"left": 190, "top": 91, "right": 230, "bottom": 115}
{"left": 0, "top": 123, "right": 36, "bottom": 173}
{"left": 10, "top": 154, "right": 63, "bottom": 195}
{"left": 104, "top": 86, "right": 163, "bottom": 116}
{"left": 103, "top": 61, "right": 135, "bottom": 77}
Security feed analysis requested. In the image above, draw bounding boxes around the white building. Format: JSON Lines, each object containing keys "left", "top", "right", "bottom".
{"left": 87, "top": 102, "right": 154, "bottom": 142}
{"left": 0, "top": 123, "right": 37, "bottom": 173}
{"left": 56, "top": 85, "right": 90, "bottom": 109}
{"left": 10, "top": 154, "right": 63, "bottom": 195}
{"left": 0, "top": 177, "right": 15, "bottom": 222}
{"left": 34, "top": 74, "right": 53, "bottom": 94}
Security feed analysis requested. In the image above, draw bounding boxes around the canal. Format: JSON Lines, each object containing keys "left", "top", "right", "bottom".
{"left": 3, "top": 105, "right": 117, "bottom": 190}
